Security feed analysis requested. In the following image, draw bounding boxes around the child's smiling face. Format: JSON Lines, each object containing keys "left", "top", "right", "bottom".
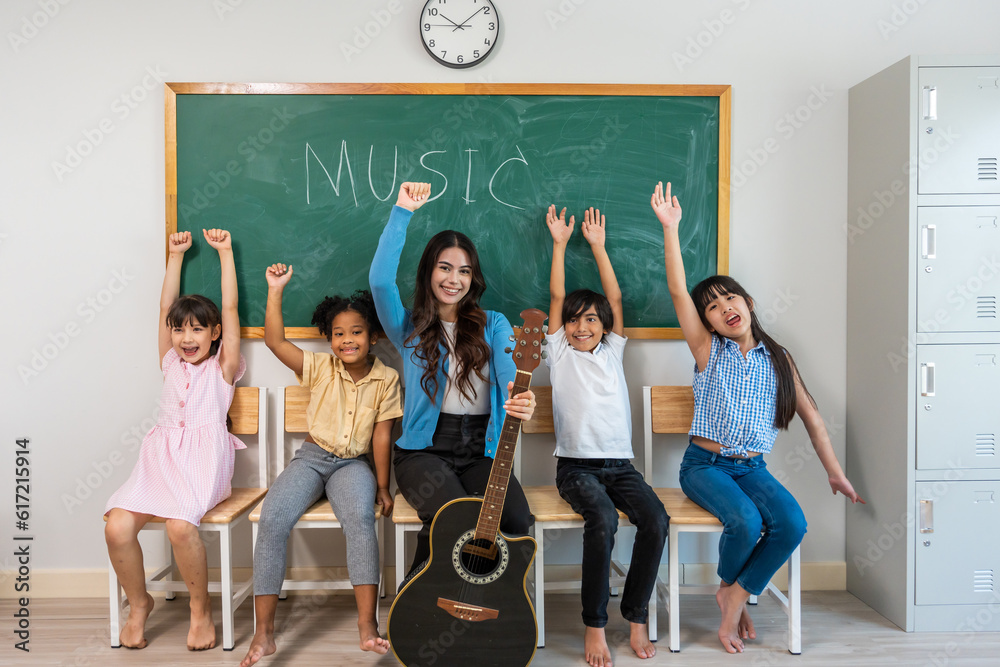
{"left": 171, "top": 317, "right": 220, "bottom": 365}
{"left": 564, "top": 306, "right": 607, "bottom": 353}
{"left": 329, "top": 309, "right": 376, "bottom": 367}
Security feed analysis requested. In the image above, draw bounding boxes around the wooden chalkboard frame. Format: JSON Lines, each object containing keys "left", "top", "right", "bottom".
{"left": 165, "top": 82, "right": 730, "bottom": 340}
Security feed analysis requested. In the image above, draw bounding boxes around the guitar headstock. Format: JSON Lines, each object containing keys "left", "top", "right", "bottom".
{"left": 508, "top": 308, "right": 548, "bottom": 373}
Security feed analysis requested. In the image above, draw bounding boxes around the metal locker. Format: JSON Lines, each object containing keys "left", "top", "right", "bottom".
{"left": 916, "top": 206, "right": 1000, "bottom": 333}
{"left": 914, "top": 480, "right": 1000, "bottom": 605}
{"left": 916, "top": 344, "right": 1000, "bottom": 470}
{"left": 918, "top": 67, "right": 1000, "bottom": 195}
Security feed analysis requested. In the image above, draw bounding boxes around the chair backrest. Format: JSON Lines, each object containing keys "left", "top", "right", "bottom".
{"left": 516, "top": 385, "right": 553, "bottom": 480}
{"left": 227, "top": 386, "right": 268, "bottom": 488}
{"left": 642, "top": 385, "right": 694, "bottom": 483}
{"left": 521, "top": 385, "right": 554, "bottom": 435}
{"left": 270, "top": 385, "right": 311, "bottom": 482}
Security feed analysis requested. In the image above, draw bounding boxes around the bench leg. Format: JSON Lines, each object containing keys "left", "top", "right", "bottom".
{"left": 164, "top": 534, "right": 176, "bottom": 600}
{"left": 378, "top": 518, "right": 386, "bottom": 599}
{"left": 220, "top": 527, "right": 235, "bottom": 651}
{"left": 668, "top": 528, "right": 680, "bottom": 652}
{"left": 648, "top": 575, "right": 657, "bottom": 642}
{"left": 395, "top": 525, "right": 406, "bottom": 594}
{"left": 534, "top": 524, "right": 546, "bottom": 648}
{"left": 108, "top": 556, "right": 122, "bottom": 648}
{"left": 788, "top": 545, "right": 801, "bottom": 654}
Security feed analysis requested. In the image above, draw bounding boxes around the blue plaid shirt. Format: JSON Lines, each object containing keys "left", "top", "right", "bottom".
{"left": 690, "top": 335, "right": 779, "bottom": 457}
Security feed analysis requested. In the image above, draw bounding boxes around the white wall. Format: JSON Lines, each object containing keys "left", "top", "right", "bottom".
{"left": 2, "top": 0, "right": 998, "bottom": 582}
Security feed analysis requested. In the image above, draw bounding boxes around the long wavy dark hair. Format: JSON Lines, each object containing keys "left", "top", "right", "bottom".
{"left": 690, "top": 275, "right": 814, "bottom": 430}
{"left": 405, "top": 230, "right": 491, "bottom": 402}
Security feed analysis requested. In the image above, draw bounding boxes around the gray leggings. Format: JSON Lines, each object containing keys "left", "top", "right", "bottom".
{"left": 253, "top": 441, "right": 379, "bottom": 593}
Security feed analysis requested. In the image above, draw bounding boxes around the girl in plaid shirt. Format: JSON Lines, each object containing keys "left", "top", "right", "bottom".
{"left": 652, "top": 182, "right": 864, "bottom": 654}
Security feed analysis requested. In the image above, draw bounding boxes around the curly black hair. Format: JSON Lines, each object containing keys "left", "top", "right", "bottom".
{"left": 311, "top": 289, "right": 383, "bottom": 341}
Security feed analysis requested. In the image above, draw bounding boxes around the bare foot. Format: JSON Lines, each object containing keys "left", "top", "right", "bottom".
{"left": 120, "top": 593, "right": 154, "bottom": 648}
{"left": 584, "top": 626, "right": 613, "bottom": 667}
{"left": 359, "top": 619, "right": 389, "bottom": 654}
{"left": 715, "top": 584, "right": 749, "bottom": 653}
{"left": 240, "top": 630, "right": 276, "bottom": 666}
{"left": 629, "top": 621, "right": 656, "bottom": 659}
{"left": 187, "top": 600, "right": 216, "bottom": 650}
{"left": 739, "top": 604, "right": 757, "bottom": 641}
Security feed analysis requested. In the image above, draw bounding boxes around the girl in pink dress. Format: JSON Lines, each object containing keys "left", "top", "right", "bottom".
{"left": 105, "top": 228, "right": 244, "bottom": 651}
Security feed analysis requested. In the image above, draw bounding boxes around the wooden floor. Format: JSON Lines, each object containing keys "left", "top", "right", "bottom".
{"left": 7, "top": 592, "right": 1000, "bottom": 666}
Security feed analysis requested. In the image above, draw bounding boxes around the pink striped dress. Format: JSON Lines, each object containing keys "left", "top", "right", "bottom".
{"left": 105, "top": 344, "right": 247, "bottom": 525}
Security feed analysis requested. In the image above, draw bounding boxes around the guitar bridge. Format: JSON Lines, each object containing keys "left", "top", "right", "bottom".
{"left": 436, "top": 597, "right": 499, "bottom": 622}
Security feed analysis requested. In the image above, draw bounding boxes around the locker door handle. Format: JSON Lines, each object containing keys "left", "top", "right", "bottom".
{"left": 920, "top": 362, "right": 935, "bottom": 396}
{"left": 922, "top": 86, "right": 938, "bottom": 120}
{"left": 920, "top": 225, "right": 936, "bottom": 259}
{"left": 919, "top": 500, "right": 934, "bottom": 533}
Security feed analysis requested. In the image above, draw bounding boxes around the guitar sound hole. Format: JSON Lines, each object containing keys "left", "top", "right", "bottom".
{"left": 460, "top": 539, "right": 500, "bottom": 576}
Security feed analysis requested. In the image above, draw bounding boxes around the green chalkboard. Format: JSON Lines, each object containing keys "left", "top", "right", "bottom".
{"left": 167, "top": 83, "right": 730, "bottom": 338}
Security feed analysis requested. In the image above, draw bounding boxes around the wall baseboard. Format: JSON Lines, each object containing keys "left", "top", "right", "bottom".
{"left": 1, "top": 562, "right": 846, "bottom": 599}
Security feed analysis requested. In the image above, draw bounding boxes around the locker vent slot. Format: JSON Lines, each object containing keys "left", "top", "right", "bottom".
{"left": 977, "top": 296, "right": 997, "bottom": 318}
{"left": 974, "top": 570, "right": 994, "bottom": 594}
{"left": 979, "top": 157, "right": 999, "bottom": 181}
{"left": 975, "top": 434, "right": 996, "bottom": 457}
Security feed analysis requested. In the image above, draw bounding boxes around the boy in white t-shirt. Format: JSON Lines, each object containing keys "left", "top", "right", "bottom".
{"left": 544, "top": 205, "right": 669, "bottom": 667}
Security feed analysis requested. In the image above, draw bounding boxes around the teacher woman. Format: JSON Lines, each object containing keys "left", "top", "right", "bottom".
{"left": 370, "top": 182, "right": 536, "bottom": 579}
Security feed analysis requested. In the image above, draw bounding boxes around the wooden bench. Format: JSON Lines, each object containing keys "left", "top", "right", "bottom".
{"left": 643, "top": 385, "right": 802, "bottom": 654}
{"left": 249, "top": 385, "right": 384, "bottom": 599}
{"left": 107, "top": 386, "right": 268, "bottom": 651}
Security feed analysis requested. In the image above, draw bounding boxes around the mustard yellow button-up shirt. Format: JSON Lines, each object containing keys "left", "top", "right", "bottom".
{"left": 297, "top": 351, "right": 403, "bottom": 459}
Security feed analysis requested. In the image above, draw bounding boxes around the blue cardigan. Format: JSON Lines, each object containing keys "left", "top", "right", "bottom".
{"left": 369, "top": 205, "right": 516, "bottom": 458}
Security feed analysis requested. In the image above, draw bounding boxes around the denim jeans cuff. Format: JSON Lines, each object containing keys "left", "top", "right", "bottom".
{"left": 621, "top": 608, "right": 649, "bottom": 625}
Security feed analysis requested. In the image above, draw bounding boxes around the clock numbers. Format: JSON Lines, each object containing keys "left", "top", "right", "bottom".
{"left": 420, "top": 0, "right": 499, "bottom": 69}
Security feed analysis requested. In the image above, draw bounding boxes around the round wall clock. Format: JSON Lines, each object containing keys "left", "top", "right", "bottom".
{"left": 420, "top": 0, "right": 499, "bottom": 69}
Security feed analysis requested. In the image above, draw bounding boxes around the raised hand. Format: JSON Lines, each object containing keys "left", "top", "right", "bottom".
{"left": 168, "top": 231, "right": 192, "bottom": 254}
{"left": 651, "top": 181, "right": 682, "bottom": 230}
{"left": 396, "top": 182, "right": 432, "bottom": 212}
{"left": 265, "top": 263, "right": 293, "bottom": 289}
{"left": 580, "top": 207, "right": 606, "bottom": 248}
{"left": 203, "top": 228, "right": 232, "bottom": 251}
{"left": 545, "top": 205, "right": 575, "bottom": 245}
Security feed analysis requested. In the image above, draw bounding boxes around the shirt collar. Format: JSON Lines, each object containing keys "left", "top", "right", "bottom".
{"left": 333, "top": 355, "right": 386, "bottom": 384}
{"left": 720, "top": 336, "right": 770, "bottom": 356}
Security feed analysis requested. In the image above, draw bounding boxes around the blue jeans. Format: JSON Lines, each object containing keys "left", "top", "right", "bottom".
{"left": 678, "top": 443, "right": 807, "bottom": 596}
{"left": 556, "top": 458, "right": 669, "bottom": 627}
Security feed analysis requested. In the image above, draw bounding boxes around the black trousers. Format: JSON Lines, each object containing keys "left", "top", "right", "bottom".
{"left": 393, "top": 413, "right": 533, "bottom": 575}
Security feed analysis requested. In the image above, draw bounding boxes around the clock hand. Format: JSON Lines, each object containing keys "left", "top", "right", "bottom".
{"left": 452, "top": 5, "right": 487, "bottom": 31}
{"left": 437, "top": 13, "right": 462, "bottom": 28}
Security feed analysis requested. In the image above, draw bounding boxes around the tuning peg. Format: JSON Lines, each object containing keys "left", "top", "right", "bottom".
{"left": 540, "top": 350, "right": 548, "bottom": 359}
{"left": 508, "top": 335, "right": 516, "bottom": 342}
{"left": 542, "top": 325, "right": 548, "bottom": 333}
{"left": 504, "top": 347, "right": 513, "bottom": 354}
{"left": 540, "top": 338, "right": 548, "bottom": 346}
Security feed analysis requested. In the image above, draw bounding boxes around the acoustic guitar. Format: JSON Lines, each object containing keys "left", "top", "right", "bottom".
{"left": 387, "top": 308, "right": 547, "bottom": 667}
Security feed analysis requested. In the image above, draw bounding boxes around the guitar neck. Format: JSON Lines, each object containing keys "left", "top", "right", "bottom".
{"left": 474, "top": 369, "right": 533, "bottom": 543}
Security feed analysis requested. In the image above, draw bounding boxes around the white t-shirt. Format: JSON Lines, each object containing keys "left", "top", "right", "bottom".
{"left": 440, "top": 320, "right": 491, "bottom": 415}
{"left": 544, "top": 327, "right": 632, "bottom": 458}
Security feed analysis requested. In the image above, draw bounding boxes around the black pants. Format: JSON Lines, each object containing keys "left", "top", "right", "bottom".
{"left": 393, "top": 413, "right": 533, "bottom": 575}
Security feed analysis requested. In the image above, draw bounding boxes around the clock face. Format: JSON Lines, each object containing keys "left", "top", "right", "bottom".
{"left": 420, "top": 0, "right": 499, "bottom": 69}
